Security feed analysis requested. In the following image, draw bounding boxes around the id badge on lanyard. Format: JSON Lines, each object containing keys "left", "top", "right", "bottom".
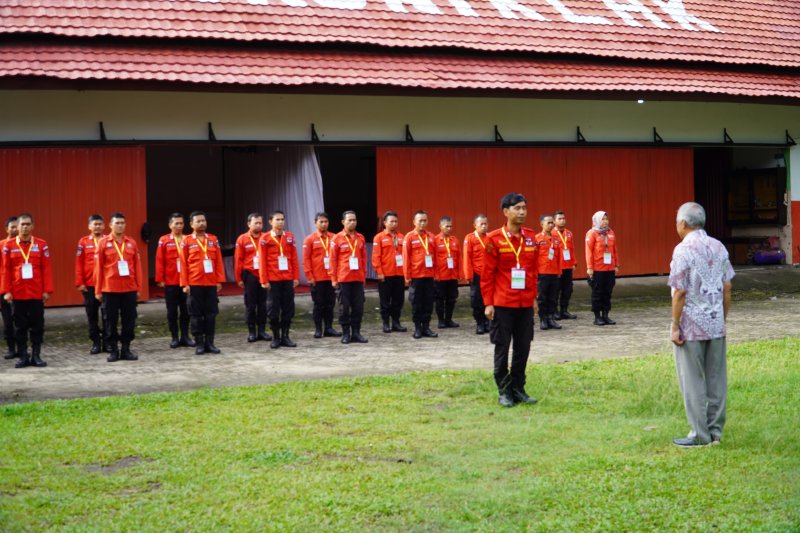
{"left": 563, "top": 249, "right": 571, "bottom": 261}
{"left": 424, "top": 255, "right": 433, "bottom": 268}
{"left": 252, "top": 254, "right": 260, "bottom": 270}
{"left": 323, "top": 256, "right": 330, "bottom": 270}
{"left": 548, "top": 247, "right": 555, "bottom": 261}
{"left": 511, "top": 268, "right": 526, "bottom": 290}
{"left": 395, "top": 254, "right": 403, "bottom": 267}
{"left": 21, "top": 263, "right": 33, "bottom": 279}
{"left": 603, "top": 252, "right": 613, "bottom": 265}
{"left": 446, "top": 257, "right": 454, "bottom": 269}
{"left": 349, "top": 256, "right": 359, "bottom": 270}
{"left": 176, "top": 258, "right": 181, "bottom": 273}
{"left": 118, "top": 260, "right": 130, "bottom": 277}
{"left": 203, "top": 259, "right": 214, "bottom": 273}
{"left": 278, "top": 256, "right": 289, "bottom": 271}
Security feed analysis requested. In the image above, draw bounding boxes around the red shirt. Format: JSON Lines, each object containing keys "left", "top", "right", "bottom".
{"left": 403, "top": 230, "right": 436, "bottom": 281}
{"left": 434, "top": 233, "right": 460, "bottom": 281}
{"left": 302, "top": 231, "right": 333, "bottom": 283}
{"left": 94, "top": 235, "right": 141, "bottom": 296}
{"left": 462, "top": 231, "right": 488, "bottom": 279}
{"left": 552, "top": 227, "right": 577, "bottom": 269}
{"left": 534, "top": 230, "right": 563, "bottom": 276}
{"left": 75, "top": 234, "right": 102, "bottom": 287}
{"left": 371, "top": 229, "right": 405, "bottom": 278}
{"left": 155, "top": 233, "right": 185, "bottom": 286}
{"left": 329, "top": 230, "right": 367, "bottom": 283}
{"left": 179, "top": 233, "right": 226, "bottom": 287}
{"left": 258, "top": 231, "right": 299, "bottom": 283}
{"left": 585, "top": 229, "right": 619, "bottom": 272}
{"left": 1, "top": 236, "right": 54, "bottom": 299}
{"left": 480, "top": 226, "right": 539, "bottom": 308}
{"left": 234, "top": 231, "right": 264, "bottom": 283}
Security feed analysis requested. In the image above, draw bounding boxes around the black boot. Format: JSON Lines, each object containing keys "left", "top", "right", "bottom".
{"left": 90, "top": 337, "right": 103, "bottom": 354}
{"left": 445, "top": 305, "right": 460, "bottom": 328}
{"left": 413, "top": 323, "right": 423, "bottom": 339}
{"left": 270, "top": 328, "right": 281, "bottom": 349}
{"left": 548, "top": 315, "right": 562, "bottom": 330}
{"left": 280, "top": 325, "right": 296, "bottom": 348}
{"left": 323, "top": 320, "right": 342, "bottom": 337}
{"left": 382, "top": 319, "right": 391, "bottom": 333}
{"left": 422, "top": 323, "right": 438, "bottom": 338}
{"left": 351, "top": 326, "right": 368, "bottom": 343}
{"left": 593, "top": 311, "right": 605, "bottom": 326}
{"left": 180, "top": 336, "right": 196, "bottom": 347}
{"left": 314, "top": 320, "right": 323, "bottom": 339}
{"left": 107, "top": 342, "right": 120, "bottom": 362}
{"left": 195, "top": 336, "right": 206, "bottom": 355}
{"left": 247, "top": 325, "right": 258, "bottom": 343}
{"left": 4, "top": 339, "right": 16, "bottom": 359}
{"left": 205, "top": 335, "right": 221, "bottom": 354}
{"left": 391, "top": 319, "right": 407, "bottom": 332}
{"left": 539, "top": 314, "right": 551, "bottom": 330}
{"left": 512, "top": 387, "right": 538, "bottom": 405}
{"left": 257, "top": 324, "right": 272, "bottom": 342}
{"left": 560, "top": 307, "right": 577, "bottom": 320}
{"left": 30, "top": 345, "right": 47, "bottom": 367}
{"left": 498, "top": 390, "right": 515, "bottom": 407}
{"left": 476, "top": 321, "right": 486, "bottom": 335}
{"left": 438, "top": 319, "right": 448, "bottom": 329}
{"left": 169, "top": 336, "right": 180, "bottom": 349}
{"left": 602, "top": 310, "right": 616, "bottom": 325}
{"left": 15, "top": 345, "right": 29, "bottom": 368}
{"left": 341, "top": 325, "right": 351, "bottom": 344}
{"left": 121, "top": 342, "right": 138, "bottom": 361}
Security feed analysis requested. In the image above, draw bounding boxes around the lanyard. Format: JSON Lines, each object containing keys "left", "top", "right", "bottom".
{"left": 174, "top": 235, "right": 184, "bottom": 259}
{"left": 344, "top": 233, "right": 358, "bottom": 257}
{"left": 603, "top": 234, "right": 609, "bottom": 252}
{"left": 390, "top": 232, "right": 399, "bottom": 253}
{"left": 248, "top": 233, "right": 260, "bottom": 257}
{"left": 271, "top": 231, "right": 285, "bottom": 257}
{"left": 112, "top": 237, "right": 127, "bottom": 261}
{"left": 319, "top": 232, "right": 330, "bottom": 257}
{"left": 501, "top": 227, "right": 524, "bottom": 269}
{"left": 556, "top": 228, "right": 569, "bottom": 249}
{"left": 443, "top": 235, "right": 452, "bottom": 257}
{"left": 417, "top": 231, "right": 430, "bottom": 255}
{"left": 92, "top": 235, "right": 99, "bottom": 249}
{"left": 474, "top": 230, "right": 487, "bottom": 250}
{"left": 16, "top": 237, "right": 34, "bottom": 263}
{"left": 195, "top": 235, "right": 209, "bottom": 259}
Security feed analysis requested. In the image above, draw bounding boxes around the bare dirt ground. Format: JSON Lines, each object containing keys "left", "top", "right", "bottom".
{"left": 2, "top": 266, "right": 798, "bottom": 404}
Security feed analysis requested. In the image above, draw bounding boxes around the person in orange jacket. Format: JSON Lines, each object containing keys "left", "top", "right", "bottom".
{"left": 535, "top": 214, "right": 563, "bottom": 331}
{"left": 463, "top": 213, "right": 489, "bottom": 335}
{"left": 553, "top": 209, "right": 577, "bottom": 320}
{"left": 259, "top": 210, "right": 300, "bottom": 349}
{"left": 330, "top": 210, "right": 368, "bottom": 344}
{"left": 303, "top": 212, "right": 340, "bottom": 339}
{"left": 585, "top": 210, "right": 620, "bottom": 326}
{"left": 434, "top": 216, "right": 462, "bottom": 329}
{"left": 75, "top": 214, "right": 107, "bottom": 354}
{"left": 155, "top": 212, "right": 195, "bottom": 349}
{"left": 372, "top": 211, "right": 407, "bottom": 333}
{"left": 481, "top": 193, "right": 540, "bottom": 408}
{"left": 403, "top": 210, "right": 438, "bottom": 339}
{"left": 1, "top": 216, "right": 19, "bottom": 359}
{"left": 94, "top": 212, "right": 142, "bottom": 363}
{"left": 234, "top": 212, "right": 272, "bottom": 344}
{"left": 1, "top": 213, "right": 53, "bottom": 368}
{"left": 180, "top": 210, "right": 225, "bottom": 354}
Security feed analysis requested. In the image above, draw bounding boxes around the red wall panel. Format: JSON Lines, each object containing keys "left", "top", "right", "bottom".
{"left": 377, "top": 147, "right": 694, "bottom": 277}
{"left": 0, "top": 147, "right": 148, "bottom": 306}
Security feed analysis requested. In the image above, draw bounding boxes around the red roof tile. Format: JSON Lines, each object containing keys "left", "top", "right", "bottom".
{"left": 2, "top": 43, "right": 798, "bottom": 98}
{"left": 1, "top": 0, "right": 800, "bottom": 67}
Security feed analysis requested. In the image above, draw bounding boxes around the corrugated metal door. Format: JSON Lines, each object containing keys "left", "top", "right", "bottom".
{"left": 377, "top": 146, "right": 693, "bottom": 277}
{"left": 0, "top": 147, "right": 148, "bottom": 306}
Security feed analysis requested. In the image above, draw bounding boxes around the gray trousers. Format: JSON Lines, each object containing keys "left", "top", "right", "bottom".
{"left": 673, "top": 337, "right": 727, "bottom": 444}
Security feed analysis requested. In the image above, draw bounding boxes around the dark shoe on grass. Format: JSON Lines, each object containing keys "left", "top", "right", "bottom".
{"left": 498, "top": 393, "right": 515, "bottom": 408}
{"left": 672, "top": 437, "right": 709, "bottom": 448}
{"left": 512, "top": 389, "right": 538, "bottom": 405}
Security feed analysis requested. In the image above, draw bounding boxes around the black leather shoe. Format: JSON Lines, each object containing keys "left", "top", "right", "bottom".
{"left": 391, "top": 320, "right": 407, "bottom": 332}
{"left": 205, "top": 343, "right": 221, "bottom": 355}
{"left": 270, "top": 336, "right": 281, "bottom": 349}
{"left": 602, "top": 313, "right": 616, "bottom": 325}
{"left": 195, "top": 337, "right": 205, "bottom": 355}
{"left": 476, "top": 323, "right": 486, "bottom": 335}
{"left": 382, "top": 321, "right": 391, "bottom": 333}
{"left": 593, "top": 314, "right": 605, "bottom": 326}
{"left": 106, "top": 351, "right": 120, "bottom": 363}
{"left": 560, "top": 309, "right": 577, "bottom": 319}
{"left": 413, "top": 325, "right": 423, "bottom": 339}
{"left": 341, "top": 326, "right": 351, "bottom": 345}
{"left": 512, "top": 389, "right": 538, "bottom": 405}
{"left": 351, "top": 328, "right": 368, "bottom": 343}
{"left": 257, "top": 326, "right": 273, "bottom": 342}
{"left": 548, "top": 316, "right": 562, "bottom": 330}
{"left": 15, "top": 352, "right": 30, "bottom": 368}
{"left": 422, "top": 325, "right": 438, "bottom": 338}
{"left": 180, "top": 337, "right": 196, "bottom": 347}
{"left": 169, "top": 338, "right": 180, "bottom": 349}
{"left": 121, "top": 345, "right": 138, "bottom": 361}
{"left": 498, "top": 393, "right": 515, "bottom": 408}
{"left": 540, "top": 317, "right": 551, "bottom": 330}
{"left": 3, "top": 352, "right": 17, "bottom": 360}
{"left": 673, "top": 437, "right": 709, "bottom": 448}
{"left": 90, "top": 340, "right": 102, "bottom": 354}
{"left": 323, "top": 327, "right": 342, "bottom": 337}
{"left": 437, "top": 320, "right": 448, "bottom": 329}
{"left": 445, "top": 320, "right": 460, "bottom": 328}
{"left": 314, "top": 328, "right": 323, "bottom": 339}
{"left": 280, "top": 328, "right": 297, "bottom": 348}
{"left": 247, "top": 326, "right": 258, "bottom": 343}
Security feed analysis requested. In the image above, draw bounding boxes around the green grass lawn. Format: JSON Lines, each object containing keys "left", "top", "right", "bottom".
{"left": 1, "top": 339, "right": 798, "bottom": 532}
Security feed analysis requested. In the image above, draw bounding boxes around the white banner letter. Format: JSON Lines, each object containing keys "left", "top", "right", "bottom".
{"left": 651, "top": 0, "right": 720, "bottom": 32}
{"left": 489, "top": 0, "right": 547, "bottom": 20}
{"left": 546, "top": 0, "right": 611, "bottom": 25}
{"left": 602, "top": 0, "right": 668, "bottom": 28}
{"left": 447, "top": 0, "right": 479, "bottom": 17}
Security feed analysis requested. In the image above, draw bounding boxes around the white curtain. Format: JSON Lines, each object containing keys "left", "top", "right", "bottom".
{"left": 223, "top": 146, "right": 324, "bottom": 284}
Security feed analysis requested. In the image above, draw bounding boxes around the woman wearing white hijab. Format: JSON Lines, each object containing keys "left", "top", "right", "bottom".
{"left": 585, "top": 211, "right": 620, "bottom": 326}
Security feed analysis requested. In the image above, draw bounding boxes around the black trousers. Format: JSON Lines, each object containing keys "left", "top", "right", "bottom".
{"left": 188, "top": 286, "right": 219, "bottom": 338}
{"left": 311, "top": 280, "right": 336, "bottom": 326}
{"left": 537, "top": 274, "right": 560, "bottom": 317}
{"left": 558, "top": 268, "right": 574, "bottom": 310}
{"left": 590, "top": 270, "right": 616, "bottom": 313}
{"left": 13, "top": 299, "right": 44, "bottom": 350}
{"left": 408, "top": 277, "right": 435, "bottom": 325}
{"left": 470, "top": 274, "right": 486, "bottom": 324}
{"left": 242, "top": 270, "right": 268, "bottom": 327}
{"left": 1, "top": 298, "right": 14, "bottom": 349}
{"left": 104, "top": 292, "right": 137, "bottom": 345}
{"left": 82, "top": 286, "right": 105, "bottom": 342}
{"left": 338, "top": 281, "right": 365, "bottom": 327}
{"left": 434, "top": 279, "right": 459, "bottom": 321}
{"left": 378, "top": 275, "right": 405, "bottom": 322}
{"left": 490, "top": 306, "right": 534, "bottom": 393}
{"left": 268, "top": 280, "right": 295, "bottom": 328}
{"left": 164, "top": 285, "right": 189, "bottom": 338}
